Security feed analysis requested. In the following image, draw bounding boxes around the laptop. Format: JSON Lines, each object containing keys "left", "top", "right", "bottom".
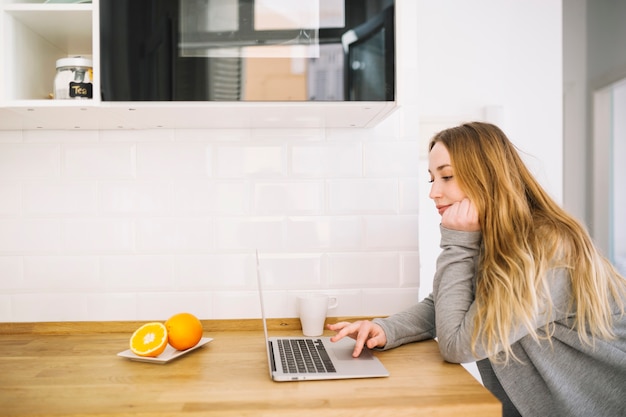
{"left": 255, "top": 251, "right": 389, "bottom": 382}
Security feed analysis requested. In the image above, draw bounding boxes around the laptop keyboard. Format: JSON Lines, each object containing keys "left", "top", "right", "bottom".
{"left": 277, "top": 339, "right": 337, "bottom": 373}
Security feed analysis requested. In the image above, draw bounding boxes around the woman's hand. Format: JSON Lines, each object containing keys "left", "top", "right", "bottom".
{"left": 441, "top": 198, "right": 480, "bottom": 232}
{"left": 327, "top": 320, "right": 387, "bottom": 357}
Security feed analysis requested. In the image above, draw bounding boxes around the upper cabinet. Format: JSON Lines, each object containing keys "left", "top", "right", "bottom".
{"left": 0, "top": 0, "right": 396, "bottom": 129}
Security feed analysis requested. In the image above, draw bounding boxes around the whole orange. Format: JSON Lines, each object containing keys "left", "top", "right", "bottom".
{"left": 165, "top": 312, "right": 203, "bottom": 351}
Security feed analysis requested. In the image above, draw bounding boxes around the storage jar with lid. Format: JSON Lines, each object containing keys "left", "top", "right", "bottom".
{"left": 54, "top": 57, "right": 93, "bottom": 99}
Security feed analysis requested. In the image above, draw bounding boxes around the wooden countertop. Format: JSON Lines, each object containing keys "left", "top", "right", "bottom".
{"left": 0, "top": 319, "right": 501, "bottom": 416}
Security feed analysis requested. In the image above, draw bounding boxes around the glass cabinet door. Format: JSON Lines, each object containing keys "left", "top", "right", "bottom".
{"left": 99, "top": 0, "right": 395, "bottom": 102}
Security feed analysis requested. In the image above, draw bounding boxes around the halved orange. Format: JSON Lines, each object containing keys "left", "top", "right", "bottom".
{"left": 165, "top": 312, "right": 203, "bottom": 351}
{"left": 129, "top": 322, "right": 168, "bottom": 357}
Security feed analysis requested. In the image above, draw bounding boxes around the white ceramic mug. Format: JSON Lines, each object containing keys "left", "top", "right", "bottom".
{"left": 297, "top": 294, "right": 339, "bottom": 337}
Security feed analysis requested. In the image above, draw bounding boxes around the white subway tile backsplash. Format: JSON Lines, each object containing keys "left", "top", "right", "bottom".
{"left": 84, "top": 293, "right": 138, "bottom": 321}
{"left": 0, "top": 130, "right": 22, "bottom": 143}
{"left": 211, "top": 182, "right": 251, "bottom": 215}
{"left": 399, "top": 178, "right": 421, "bottom": 213}
{"left": 284, "top": 216, "right": 364, "bottom": 250}
{"left": 216, "top": 145, "right": 285, "bottom": 178}
{"left": 402, "top": 104, "right": 421, "bottom": 140}
{"left": 137, "top": 291, "right": 214, "bottom": 321}
{"left": 23, "top": 182, "right": 97, "bottom": 215}
{"left": 362, "top": 288, "right": 420, "bottom": 316}
{"left": 63, "top": 219, "right": 133, "bottom": 253}
{"left": 23, "top": 256, "right": 98, "bottom": 289}
{"left": 256, "top": 254, "right": 322, "bottom": 289}
{"left": 0, "top": 113, "right": 423, "bottom": 322}
{"left": 401, "top": 252, "right": 421, "bottom": 288}
{"left": 328, "top": 179, "right": 398, "bottom": 214}
{"left": 100, "top": 181, "right": 172, "bottom": 214}
{"left": 11, "top": 293, "right": 89, "bottom": 322}
{"left": 371, "top": 112, "right": 402, "bottom": 139}
{"left": 252, "top": 128, "right": 324, "bottom": 142}
{"left": 175, "top": 128, "right": 250, "bottom": 142}
{"left": 286, "top": 288, "right": 416, "bottom": 318}
{"left": 100, "top": 255, "right": 173, "bottom": 290}
{"left": 64, "top": 143, "right": 134, "bottom": 178}
{"left": 291, "top": 142, "right": 362, "bottom": 177}
{"left": 254, "top": 181, "right": 324, "bottom": 214}
{"left": 285, "top": 289, "right": 343, "bottom": 317}
{"left": 170, "top": 181, "right": 214, "bottom": 213}
{"left": 212, "top": 291, "right": 262, "bottom": 319}
{"left": 174, "top": 253, "right": 252, "bottom": 289}
{"left": 136, "top": 218, "right": 214, "bottom": 252}
{"left": 364, "top": 141, "right": 421, "bottom": 177}
{"left": 0, "top": 143, "right": 60, "bottom": 179}
{"left": 216, "top": 217, "right": 284, "bottom": 251}
{"left": 0, "top": 256, "right": 22, "bottom": 290}
{"left": 0, "top": 295, "right": 12, "bottom": 321}
{"left": 328, "top": 252, "right": 400, "bottom": 288}
{"left": 170, "top": 180, "right": 249, "bottom": 215}
{"left": 23, "top": 129, "right": 99, "bottom": 143}
{"left": 0, "top": 219, "right": 61, "bottom": 253}
{"left": 296, "top": 289, "right": 363, "bottom": 317}
{"left": 100, "top": 128, "right": 175, "bottom": 143}
{"left": 136, "top": 142, "right": 211, "bottom": 178}
{"left": 0, "top": 183, "right": 20, "bottom": 215}
{"left": 364, "top": 215, "right": 419, "bottom": 249}
{"left": 325, "top": 127, "right": 378, "bottom": 142}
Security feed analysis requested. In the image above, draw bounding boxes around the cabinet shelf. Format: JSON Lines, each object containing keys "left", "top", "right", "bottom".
{"left": 3, "top": 3, "right": 92, "bottom": 53}
{"left": 1, "top": 1, "right": 95, "bottom": 102}
{"left": 3, "top": 101, "right": 397, "bottom": 129}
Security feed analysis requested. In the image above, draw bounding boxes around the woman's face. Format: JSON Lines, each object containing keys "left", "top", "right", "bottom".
{"left": 428, "top": 142, "right": 468, "bottom": 216}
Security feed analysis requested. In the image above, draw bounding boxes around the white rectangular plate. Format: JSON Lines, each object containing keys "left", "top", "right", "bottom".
{"left": 117, "top": 337, "right": 213, "bottom": 364}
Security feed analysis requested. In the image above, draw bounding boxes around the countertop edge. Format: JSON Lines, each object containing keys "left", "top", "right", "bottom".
{"left": 0, "top": 316, "right": 379, "bottom": 335}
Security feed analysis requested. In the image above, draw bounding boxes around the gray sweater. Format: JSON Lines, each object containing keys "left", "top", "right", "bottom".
{"left": 373, "top": 226, "right": 626, "bottom": 417}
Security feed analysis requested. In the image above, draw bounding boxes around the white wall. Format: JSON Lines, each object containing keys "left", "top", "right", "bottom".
{"left": 416, "top": 0, "right": 562, "bottom": 298}
{"left": 0, "top": 0, "right": 562, "bottom": 323}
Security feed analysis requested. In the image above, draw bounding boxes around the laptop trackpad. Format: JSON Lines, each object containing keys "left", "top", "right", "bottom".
{"left": 332, "top": 343, "right": 375, "bottom": 361}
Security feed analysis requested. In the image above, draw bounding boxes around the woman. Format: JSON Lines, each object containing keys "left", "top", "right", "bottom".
{"left": 329, "top": 122, "right": 626, "bottom": 417}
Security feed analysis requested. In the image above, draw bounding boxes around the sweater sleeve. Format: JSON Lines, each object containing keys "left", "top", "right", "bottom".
{"left": 373, "top": 225, "right": 574, "bottom": 362}
{"left": 431, "top": 226, "right": 483, "bottom": 363}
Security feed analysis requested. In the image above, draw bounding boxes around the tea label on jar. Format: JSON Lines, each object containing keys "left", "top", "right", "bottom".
{"left": 69, "top": 82, "right": 93, "bottom": 99}
{"left": 55, "top": 57, "right": 93, "bottom": 100}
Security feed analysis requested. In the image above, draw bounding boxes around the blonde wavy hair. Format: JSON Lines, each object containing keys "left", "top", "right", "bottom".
{"left": 430, "top": 122, "right": 626, "bottom": 363}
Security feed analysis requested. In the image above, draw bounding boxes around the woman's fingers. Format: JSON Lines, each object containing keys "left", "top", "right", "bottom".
{"left": 442, "top": 198, "right": 480, "bottom": 231}
{"left": 327, "top": 320, "right": 386, "bottom": 357}
{"left": 328, "top": 321, "right": 361, "bottom": 342}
